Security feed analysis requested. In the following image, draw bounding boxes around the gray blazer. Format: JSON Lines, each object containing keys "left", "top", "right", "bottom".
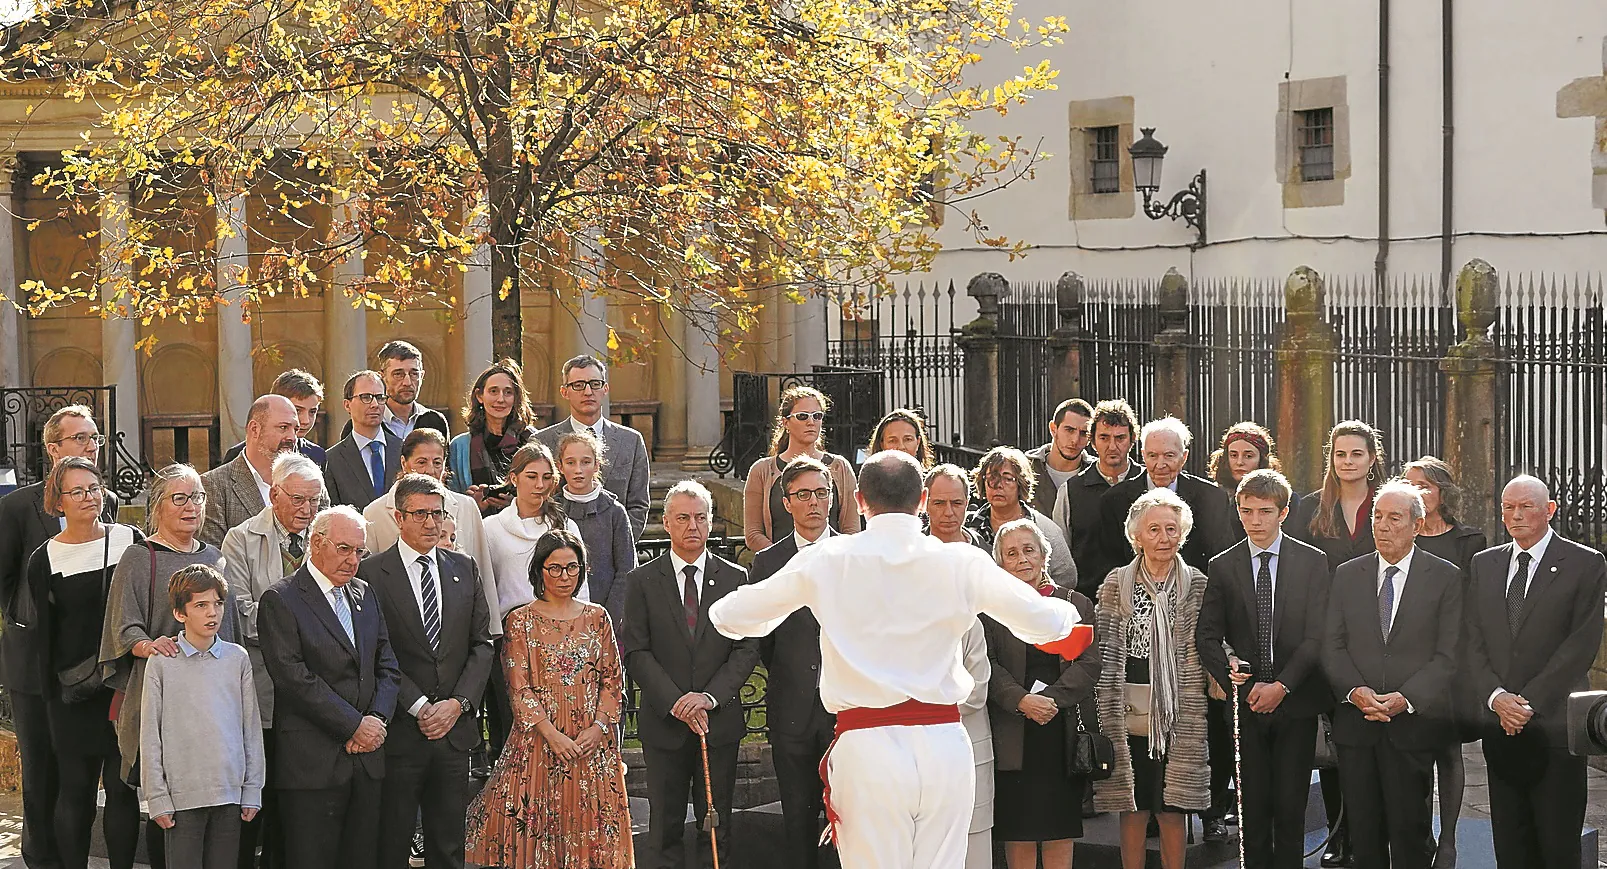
{"left": 200, "top": 454, "right": 269, "bottom": 549}
{"left": 324, "top": 430, "right": 403, "bottom": 510}
{"left": 536, "top": 417, "right": 650, "bottom": 539}
{"left": 221, "top": 505, "right": 296, "bottom": 725}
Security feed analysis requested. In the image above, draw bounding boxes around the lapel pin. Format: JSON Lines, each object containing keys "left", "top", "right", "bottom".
{"left": 1551, "top": 566, "right": 1558, "bottom": 572}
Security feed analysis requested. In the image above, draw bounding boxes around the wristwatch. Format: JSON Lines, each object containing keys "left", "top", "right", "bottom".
{"left": 454, "top": 696, "right": 473, "bottom": 715}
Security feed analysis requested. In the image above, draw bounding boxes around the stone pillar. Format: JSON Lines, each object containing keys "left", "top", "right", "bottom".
{"left": 215, "top": 188, "right": 254, "bottom": 445}
{"left": 956, "top": 273, "right": 1004, "bottom": 448}
{"left": 0, "top": 158, "right": 21, "bottom": 388}
{"left": 1048, "top": 271, "right": 1084, "bottom": 405}
{"left": 682, "top": 299, "right": 721, "bottom": 471}
{"left": 1441, "top": 259, "right": 1501, "bottom": 538}
{"left": 324, "top": 184, "right": 368, "bottom": 435}
{"left": 654, "top": 306, "right": 690, "bottom": 463}
{"left": 1152, "top": 268, "right": 1190, "bottom": 422}
{"left": 793, "top": 289, "right": 829, "bottom": 371}
{"left": 1275, "top": 266, "right": 1336, "bottom": 494}
{"left": 100, "top": 180, "right": 140, "bottom": 460}
{"left": 573, "top": 229, "right": 609, "bottom": 415}
{"left": 461, "top": 239, "right": 494, "bottom": 397}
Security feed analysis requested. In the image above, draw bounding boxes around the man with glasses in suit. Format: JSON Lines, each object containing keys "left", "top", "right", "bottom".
{"left": 325, "top": 370, "right": 403, "bottom": 510}
{"left": 536, "top": 354, "right": 651, "bottom": 539}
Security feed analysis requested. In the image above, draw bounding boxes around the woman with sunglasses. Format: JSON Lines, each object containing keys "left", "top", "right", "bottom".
{"left": 23, "top": 457, "right": 144, "bottom": 869}
{"left": 742, "top": 385, "right": 860, "bottom": 551}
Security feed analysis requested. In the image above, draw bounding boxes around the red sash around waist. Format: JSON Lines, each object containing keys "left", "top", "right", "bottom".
{"left": 818, "top": 700, "right": 961, "bottom": 847}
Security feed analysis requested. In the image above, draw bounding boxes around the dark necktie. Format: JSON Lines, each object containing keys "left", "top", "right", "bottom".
{"left": 287, "top": 532, "right": 304, "bottom": 563}
{"left": 418, "top": 555, "right": 441, "bottom": 650}
{"left": 367, "top": 441, "right": 385, "bottom": 498}
{"left": 1255, "top": 551, "right": 1275, "bottom": 680}
{"left": 1380, "top": 565, "right": 1399, "bottom": 640}
{"left": 683, "top": 565, "right": 699, "bottom": 632}
{"left": 1508, "top": 551, "right": 1532, "bottom": 636}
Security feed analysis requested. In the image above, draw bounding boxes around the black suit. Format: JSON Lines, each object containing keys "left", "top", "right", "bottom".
{"left": 324, "top": 430, "right": 403, "bottom": 509}
{"left": 751, "top": 532, "right": 839, "bottom": 869}
{"left": 0, "top": 481, "right": 118, "bottom": 869}
{"left": 1322, "top": 549, "right": 1462, "bottom": 869}
{"left": 1463, "top": 534, "right": 1606, "bottom": 869}
{"left": 1198, "top": 535, "right": 1330, "bottom": 869}
{"left": 339, "top": 408, "right": 452, "bottom": 443}
{"left": 1061, "top": 461, "right": 1144, "bottom": 598}
{"left": 259, "top": 565, "right": 401, "bottom": 869}
{"left": 359, "top": 545, "right": 493, "bottom": 869}
{"left": 621, "top": 552, "right": 761, "bottom": 869}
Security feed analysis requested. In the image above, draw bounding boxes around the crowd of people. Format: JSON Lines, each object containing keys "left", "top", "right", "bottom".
{"left": 0, "top": 341, "right": 1599, "bottom": 869}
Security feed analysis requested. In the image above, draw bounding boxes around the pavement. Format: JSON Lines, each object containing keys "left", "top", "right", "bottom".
{"left": 0, "top": 743, "right": 1603, "bottom": 868}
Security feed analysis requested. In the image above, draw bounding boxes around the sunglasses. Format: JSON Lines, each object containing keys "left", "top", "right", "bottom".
{"left": 787, "top": 411, "right": 826, "bottom": 422}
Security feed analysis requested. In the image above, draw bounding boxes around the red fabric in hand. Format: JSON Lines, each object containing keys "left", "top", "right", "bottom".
{"left": 1036, "top": 624, "right": 1094, "bottom": 661}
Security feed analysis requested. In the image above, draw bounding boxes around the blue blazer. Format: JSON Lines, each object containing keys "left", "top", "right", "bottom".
{"left": 259, "top": 564, "right": 400, "bottom": 788}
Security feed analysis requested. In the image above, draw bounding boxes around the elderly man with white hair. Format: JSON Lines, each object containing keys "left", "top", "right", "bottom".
{"left": 221, "top": 451, "right": 327, "bottom": 868}
{"left": 1463, "top": 474, "right": 1606, "bottom": 869}
{"left": 1321, "top": 478, "right": 1463, "bottom": 869}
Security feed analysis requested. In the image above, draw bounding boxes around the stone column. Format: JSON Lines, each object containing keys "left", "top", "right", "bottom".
{"left": 793, "top": 289, "right": 829, "bottom": 371}
{"left": 653, "top": 306, "right": 690, "bottom": 463}
{"left": 1152, "top": 268, "right": 1191, "bottom": 422}
{"left": 573, "top": 228, "right": 609, "bottom": 415}
{"left": 100, "top": 179, "right": 140, "bottom": 460}
{"left": 1441, "top": 259, "right": 1501, "bottom": 538}
{"left": 1275, "top": 266, "right": 1336, "bottom": 494}
{"left": 461, "top": 238, "right": 494, "bottom": 397}
{"left": 0, "top": 158, "right": 21, "bottom": 388}
{"left": 682, "top": 299, "right": 722, "bottom": 471}
{"left": 956, "top": 273, "right": 1004, "bottom": 448}
{"left": 1048, "top": 271, "right": 1084, "bottom": 405}
{"left": 324, "top": 183, "right": 368, "bottom": 435}
{"left": 215, "top": 187, "right": 254, "bottom": 445}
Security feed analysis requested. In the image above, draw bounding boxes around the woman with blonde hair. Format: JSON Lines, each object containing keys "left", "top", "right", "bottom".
{"left": 1092, "top": 488, "right": 1210, "bottom": 869}
{"left": 742, "top": 385, "right": 858, "bottom": 550}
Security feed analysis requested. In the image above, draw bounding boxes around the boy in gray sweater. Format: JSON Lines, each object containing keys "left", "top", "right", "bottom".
{"left": 141, "top": 564, "right": 266, "bottom": 869}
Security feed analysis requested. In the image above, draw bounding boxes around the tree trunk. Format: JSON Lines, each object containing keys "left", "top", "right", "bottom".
{"left": 486, "top": 18, "right": 521, "bottom": 365}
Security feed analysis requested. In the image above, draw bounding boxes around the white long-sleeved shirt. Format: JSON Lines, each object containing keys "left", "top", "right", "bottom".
{"left": 709, "top": 512, "right": 1080, "bottom": 711}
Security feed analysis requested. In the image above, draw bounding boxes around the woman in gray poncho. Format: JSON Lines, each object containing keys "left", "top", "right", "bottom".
{"left": 99, "top": 463, "right": 236, "bottom": 792}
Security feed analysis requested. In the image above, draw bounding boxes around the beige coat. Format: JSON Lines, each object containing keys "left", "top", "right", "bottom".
{"left": 742, "top": 452, "right": 859, "bottom": 551}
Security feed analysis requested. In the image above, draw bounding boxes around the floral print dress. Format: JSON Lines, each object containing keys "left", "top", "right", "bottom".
{"left": 466, "top": 603, "right": 634, "bottom": 868}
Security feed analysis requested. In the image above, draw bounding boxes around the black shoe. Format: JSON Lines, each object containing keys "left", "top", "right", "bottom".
{"left": 1320, "top": 835, "right": 1353, "bottom": 868}
{"left": 1203, "top": 818, "right": 1229, "bottom": 842}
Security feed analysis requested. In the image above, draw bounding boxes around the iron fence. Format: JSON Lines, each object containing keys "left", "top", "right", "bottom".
{"left": 997, "top": 280, "right": 1056, "bottom": 449}
{"left": 0, "top": 385, "right": 148, "bottom": 500}
{"left": 827, "top": 281, "right": 965, "bottom": 448}
{"left": 709, "top": 368, "right": 884, "bottom": 478}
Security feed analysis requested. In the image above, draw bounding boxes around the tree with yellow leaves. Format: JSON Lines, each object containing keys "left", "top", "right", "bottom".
{"left": 4, "top": 0, "right": 1066, "bottom": 362}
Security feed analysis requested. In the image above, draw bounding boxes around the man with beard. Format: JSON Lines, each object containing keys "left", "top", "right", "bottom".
{"left": 202, "top": 394, "right": 305, "bottom": 547}
{"left": 1062, "top": 399, "right": 1144, "bottom": 598}
{"left": 1026, "top": 398, "right": 1093, "bottom": 520}
{"left": 225, "top": 369, "right": 329, "bottom": 467}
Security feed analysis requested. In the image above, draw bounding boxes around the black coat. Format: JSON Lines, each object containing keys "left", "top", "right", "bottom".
{"left": 324, "top": 430, "right": 404, "bottom": 509}
{"left": 983, "top": 586, "right": 1098, "bottom": 771}
{"left": 1462, "top": 535, "right": 1607, "bottom": 751}
{"left": 1412, "top": 523, "right": 1487, "bottom": 579}
{"left": 259, "top": 565, "right": 401, "bottom": 788}
{"left": 1099, "top": 472, "right": 1234, "bottom": 580}
{"left": 620, "top": 552, "right": 760, "bottom": 749}
{"left": 1198, "top": 535, "right": 1332, "bottom": 718}
{"left": 339, "top": 409, "right": 452, "bottom": 444}
{"left": 751, "top": 531, "right": 836, "bottom": 740}
{"left": 0, "top": 482, "right": 120, "bottom": 694}
{"left": 1062, "top": 461, "right": 1144, "bottom": 599}
{"left": 358, "top": 545, "right": 494, "bottom": 753}
{"left": 1322, "top": 549, "right": 1462, "bottom": 750}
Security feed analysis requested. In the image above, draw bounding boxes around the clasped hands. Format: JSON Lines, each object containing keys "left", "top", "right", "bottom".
{"left": 1491, "top": 691, "right": 1534, "bottom": 736}
{"left": 417, "top": 699, "right": 464, "bottom": 740}
{"left": 671, "top": 691, "right": 714, "bottom": 735}
{"left": 344, "top": 714, "right": 387, "bottom": 754}
{"left": 1348, "top": 686, "right": 1410, "bottom": 722}
{"left": 1017, "top": 693, "right": 1058, "bottom": 725}
{"left": 541, "top": 720, "right": 609, "bottom": 764}
{"left": 1227, "top": 656, "right": 1288, "bottom": 714}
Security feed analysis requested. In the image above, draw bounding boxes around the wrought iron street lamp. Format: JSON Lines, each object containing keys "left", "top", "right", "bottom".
{"left": 1128, "top": 127, "right": 1206, "bottom": 248}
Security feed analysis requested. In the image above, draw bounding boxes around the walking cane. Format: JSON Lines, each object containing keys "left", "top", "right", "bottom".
{"left": 1232, "top": 663, "right": 1249, "bottom": 869}
{"left": 700, "top": 731, "right": 721, "bottom": 869}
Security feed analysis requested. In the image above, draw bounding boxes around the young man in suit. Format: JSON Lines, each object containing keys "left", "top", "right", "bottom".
{"left": 0, "top": 404, "right": 120, "bottom": 869}
{"left": 258, "top": 506, "right": 400, "bottom": 869}
{"left": 359, "top": 474, "right": 493, "bottom": 869}
{"left": 1099, "top": 415, "right": 1235, "bottom": 837}
{"left": 336, "top": 341, "right": 452, "bottom": 443}
{"left": 1198, "top": 469, "right": 1331, "bottom": 869}
{"left": 224, "top": 368, "right": 328, "bottom": 467}
{"left": 324, "top": 370, "right": 403, "bottom": 510}
{"left": 536, "top": 354, "right": 651, "bottom": 539}
{"left": 1463, "top": 475, "right": 1607, "bottom": 869}
{"left": 201, "top": 394, "right": 303, "bottom": 547}
{"left": 1322, "top": 480, "right": 1462, "bottom": 869}
{"left": 620, "top": 480, "right": 760, "bottom": 869}
{"left": 1062, "top": 399, "right": 1144, "bottom": 597}
{"left": 750, "top": 457, "right": 839, "bottom": 869}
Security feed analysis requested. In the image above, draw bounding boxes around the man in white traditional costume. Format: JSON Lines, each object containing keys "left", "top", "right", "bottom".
{"left": 709, "top": 451, "right": 1084, "bottom": 869}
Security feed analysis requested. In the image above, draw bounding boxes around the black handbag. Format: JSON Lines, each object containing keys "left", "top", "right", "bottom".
{"left": 1067, "top": 703, "right": 1115, "bottom": 781}
{"left": 56, "top": 532, "right": 112, "bottom": 704}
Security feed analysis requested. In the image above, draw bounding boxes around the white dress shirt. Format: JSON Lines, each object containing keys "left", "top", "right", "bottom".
{"left": 397, "top": 539, "right": 442, "bottom": 717}
{"left": 793, "top": 526, "right": 830, "bottom": 551}
{"left": 569, "top": 416, "right": 603, "bottom": 439}
{"left": 1376, "top": 547, "right": 1415, "bottom": 631}
{"left": 1488, "top": 529, "right": 1555, "bottom": 710}
{"left": 246, "top": 458, "right": 272, "bottom": 509}
{"left": 710, "top": 513, "right": 1080, "bottom": 712}
{"left": 1145, "top": 474, "right": 1179, "bottom": 493}
{"left": 306, "top": 559, "right": 352, "bottom": 639}
{"left": 351, "top": 428, "right": 385, "bottom": 490}
{"left": 667, "top": 547, "right": 716, "bottom": 707}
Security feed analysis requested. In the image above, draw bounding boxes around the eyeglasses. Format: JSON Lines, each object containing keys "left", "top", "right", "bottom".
{"left": 327, "top": 541, "right": 368, "bottom": 559}
{"left": 787, "top": 411, "right": 826, "bottom": 422}
{"left": 276, "top": 491, "right": 319, "bottom": 509}
{"left": 564, "top": 379, "right": 608, "bottom": 393}
{"left": 350, "top": 392, "right": 388, "bottom": 405}
{"left": 784, "top": 487, "right": 831, "bottom": 503}
{"left": 166, "top": 491, "right": 208, "bottom": 507}
{"left": 400, "top": 508, "right": 448, "bottom": 523}
{"left": 985, "top": 473, "right": 1020, "bottom": 486}
{"left": 54, "top": 433, "right": 107, "bottom": 448}
{"left": 62, "top": 484, "right": 103, "bottom": 502}
{"left": 542, "top": 563, "right": 584, "bottom": 577}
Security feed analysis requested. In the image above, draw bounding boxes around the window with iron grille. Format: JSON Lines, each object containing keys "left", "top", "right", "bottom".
{"left": 1089, "top": 126, "right": 1121, "bottom": 194}
{"left": 1298, "top": 108, "right": 1335, "bottom": 182}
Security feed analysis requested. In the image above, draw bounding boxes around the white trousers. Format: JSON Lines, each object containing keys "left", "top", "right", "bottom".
{"left": 827, "top": 722, "right": 974, "bottom": 869}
